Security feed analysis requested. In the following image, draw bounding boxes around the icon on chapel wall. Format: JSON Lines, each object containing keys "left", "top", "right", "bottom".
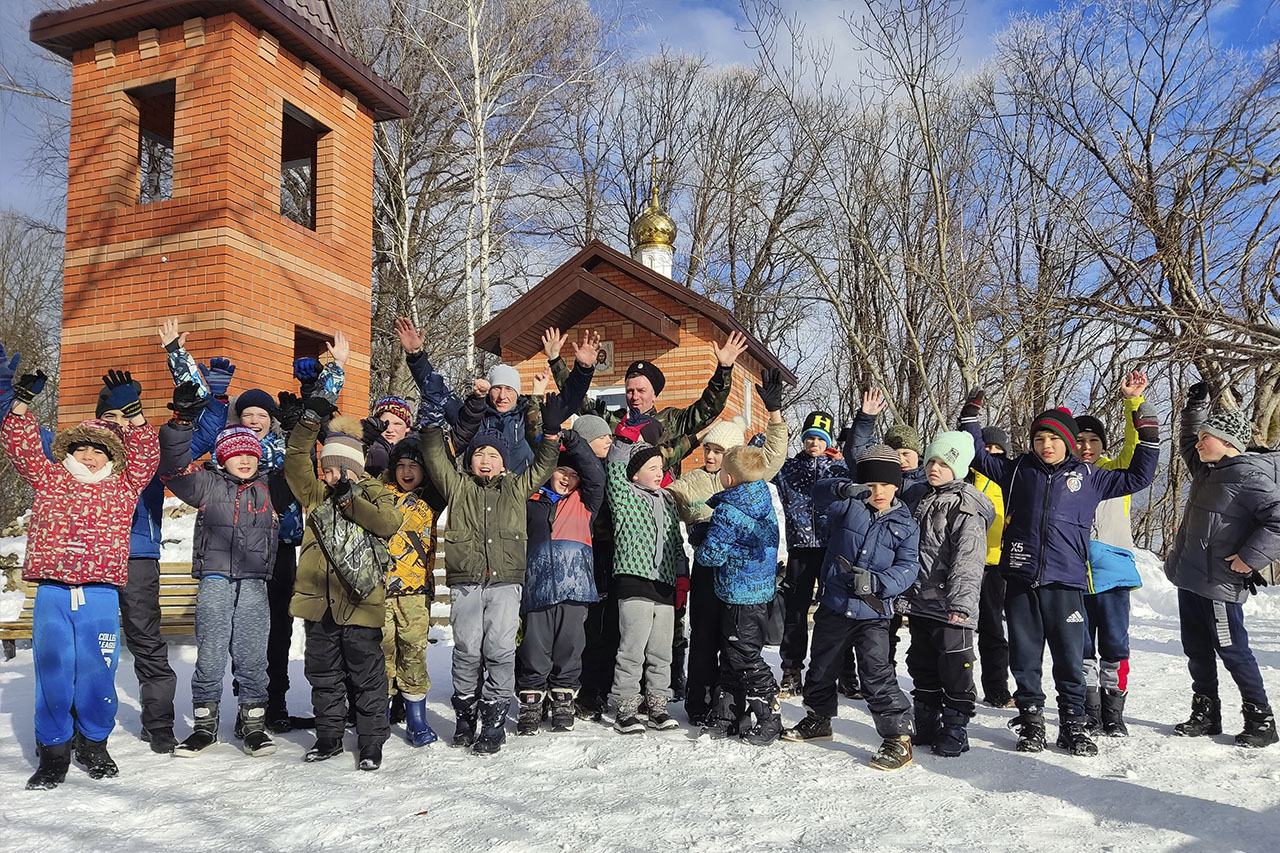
{"left": 596, "top": 341, "right": 614, "bottom": 372}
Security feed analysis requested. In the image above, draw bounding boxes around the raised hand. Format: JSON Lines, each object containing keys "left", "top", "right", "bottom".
{"left": 960, "top": 387, "right": 985, "bottom": 421}
{"left": 542, "top": 327, "right": 568, "bottom": 361}
{"left": 199, "top": 356, "right": 236, "bottom": 397}
{"left": 861, "top": 388, "right": 887, "bottom": 417}
{"left": 326, "top": 331, "right": 350, "bottom": 367}
{"left": 305, "top": 396, "right": 337, "bottom": 421}
{"left": 0, "top": 344, "right": 19, "bottom": 393}
{"left": 13, "top": 370, "right": 48, "bottom": 404}
{"left": 569, "top": 329, "right": 602, "bottom": 368}
{"left": 472, "top": 377, "right": 491, "bottom": 398}
{"left": 157, "top": 318, "right": 189, "bottom": 353}
{"left": 1133, "top": 401, "right": 1160, "bottom": 444}
{"left": 361, "top": 415, "right": 389, "bottom": 448}
{"left": 276, "top": 392, "right": 304, "bottom": 432}
{"left": 755, "top": 368, "right": 784, "bottom": 413}
{"left": 103, "top": 369, "right": 143, "bottom": 418}
{"left": 541, "top": 393, "right": 568, "bottom": 434}
{"left": 394, "top": 317, "right": 424, "bottom": 353}
{"left": 1120, "top": 369, "right": 1148, "bottom": 399}
{"left": 1187, "top": 381, "right": 1211, "bottom": 407}
{"left": 531, "top": 370, "right": 550, "bottom": 397}
{"left": 167, "top": 382, "right": 208, "bottom": 424}
{"left": 712, "top": 331, "right": 749, "bottom": 367}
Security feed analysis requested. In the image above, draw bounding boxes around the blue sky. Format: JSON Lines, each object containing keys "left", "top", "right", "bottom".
{"left": 2, "top": 0, "right": 1277, "bottom": 224}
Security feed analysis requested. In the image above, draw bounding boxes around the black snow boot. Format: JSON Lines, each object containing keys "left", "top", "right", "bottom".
{"left": 670, "top": 643, "right": 687, "bottom": 703}
{"left": 700, "top": 689, "right": 738, "bottom": 739}
{"left": 388, "top": 693, "right": 406, "bottom": 725}
{"left": 358, "top": 744, "right": 383, "bottom": 771}
{"left": 266, "top": 700, "right": 294, "bottom": 734}
{"left": 141, "top": 727, "right": 178, "bottom": 755}
{"left": 26, "top": 741, "right": 72, "bottom": 790}
{"left": 1101, "top": 688, "right": 1129, "bottom": 737}
{"left": 303, "top": 737, "right": 344, "bottom": 762}
{"left": 517, "top": 690, "right": 544, "bottom": 736}
{"left": 174, "top": 701, "right": 220, "bottom": 758}
{"left": 932, "top": 708, "right": 970, "bottom": 757}
{"left": 1235, "top": 703, "right": 1278, "bottom": 749}
{"left": 550, "top": 689, "right": 576, "bottom": 732}
{"left": 472, "top": 699, "right": 509, "bottom": 755}
{"left": 239, "top": 703, "right": 277, "bottom": 757}
{"left": 779, "top": 668, "right": 802, "bottom": 699}
{"left": 1056, "top": 716, "right": 1099, "bottom": 757}
{"left": 912, "top": 700, "right": 942, "bottom": 747}
{"left": 1084, "top": 686, "right": 1102, "bottom": 732}
{"left": 1009, "top": 706, "right": 1046, "bottom": 753}
{"left": 1174, "top": 693, "right": 1222, "bottom": 737}
{"left": 869, "top": 735, "right": 914, "bottom": 771}
{"left": 73, "top": 734, "right": 119, "bottom": 779}
{"left": 645, "top": 695, "right": 679, "bottom": 731}
{"left": 614, "top": 696, "right": 646, "bottom": 735}
{"left": 574, "top": 690, "right": 604, "bottom": 723}
{"left": 451, "top": 693, "right": 480, "bottom": 748}
{"left": 740, "top": 696, "right": 782, "bottom": 747}
{"left": 781, "top": 710, "right": 833, "bottom": 742}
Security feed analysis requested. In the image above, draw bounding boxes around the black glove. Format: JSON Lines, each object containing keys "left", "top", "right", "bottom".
{"left": 332, "top": 475, "right": 354, "bottom": 505}
{"left": 959, "top": 387, "right": 984, "bottom": 421}
{"left": 13, "top": 370, "right": 48, "bottom": 404}
{"left": 103, "top": 369, "right": 143, "bottom": 418}
{"left": 836, "top": 481, "right": 860, "bottom": 499}
{"left": 304, "top": 396, "right": 337, "bottom": 421}
{"left": 1133, "top": 401, "right": 1160, "bottom": 444}
{"left": 361, "top": 415, "right": 389, "bottom": 449}
{"left": 754, "top": 368, "right": 785, "bottom": 413}
{"left": 277, "top": 392, "right": 305, "bottom": 432}
{"left": 836, "top": 426, "right": 852, "bottom": 446}
{"left": 542, "top": 393, "right": 568, "bottom": 434}
{"left": 167, "top": 381, "right": 208, "bottom": 424}
{"left": 849, "top": 564, "right": 876, "bottom": 598}
{"left": 1187, "top": 381, "right": 1211, "bottom": 407}
{"left": 1245, "top": 570, "right": 1268, "bottom": 595}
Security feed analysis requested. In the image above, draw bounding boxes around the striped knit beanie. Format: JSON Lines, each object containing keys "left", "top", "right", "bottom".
{"left": 215, "top": 426, "right": 263, "bottom": 466}
{"left": 856, "top": 444, "right": 903, "bottom": 488}
{"left": 319, "top": 415, "right": 366, "bottom": 476}
{"left": 374, "top": 396, "right": 413, "bottom": 427}
{"left": 1031, "top": 407, "right": 1079, "bottom": 452}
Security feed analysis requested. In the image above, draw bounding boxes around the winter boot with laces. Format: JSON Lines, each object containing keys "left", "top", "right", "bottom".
{"left": 613, "top": 696, "right": 646, "bottom": 735}
{"left": 174, "top": 701, "right": 220, "bottom": 758}
{"left": 870, "top": 735, "right": 914, "bottom": 771}
{"left": 73, "top": 734, "right": 119, "bottom": 779}
{"left": 1101, "top": 688, "right": 1129, "bottom": 737}
{"left": 26, "top": 741, "right": 72, "bottom": 790}
{"left": 303, "top": 737, "right": 344, "bottom": 762}
{"left": 403, "top": 694, "right": 438, "bottom": 747}
{"left": 239, "top": 703, "right": 277, "bottom": 757}
{"left": 550, "top": 689, "right": 576, "bottom": 732}
{"left": 1174, "top": 693, "right": 1222, "bottom": 737}
{"left": 1235, "top": 703, "right": 1278, "bottom": 748}
{"left": 781, "top": 709, "right": 833, "bottom": 742}
{"left": 1084, "top": 686, "right": 1102, "bottom": 732}
{"left": 472, "top": 699, "right": 509, "bottom": 755}
{"left": 740, "top": 696, "right": 782, "bottom": 746}
{"left": 912, "top": 699, "right": 942, "bottom": 747}
{"left": 517, "top": 690, "right": 544, "bottom": 736}
{"left": 779, "top": 668, "right": 802, "bottom": 699}
{"left": 645, "top": 695, "right": 680, "bottom": 731}
{"left": 932, "top": 708, "right": 970, "bottom": 757}
{"left": 1009, "top": 706, "right": 1046, "bottom": 753}
{"left": 451, "top": 693, "right": 480, "bottom": 748}
{"left": 1056, "top": 716, "right": 1099, "bottom": 757}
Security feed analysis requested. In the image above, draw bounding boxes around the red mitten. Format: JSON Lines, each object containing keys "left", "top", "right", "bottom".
{"left": 675, "top": 576, "right": 691, "bottom": 610}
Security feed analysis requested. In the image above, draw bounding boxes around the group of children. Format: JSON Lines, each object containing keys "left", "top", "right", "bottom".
{"left": 2, "top": 323, "right": 1277, "bottom": 788}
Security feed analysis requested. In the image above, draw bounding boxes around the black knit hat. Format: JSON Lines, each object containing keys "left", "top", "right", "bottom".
{"left": 802, "top": 411, "right": 836, "bottom": 446}
{"left": 1031, "top": 408, "right": 1079, "bottom": 452}
{"left": 1075, "top": 415, "right": 1107, "bottom": 450}
{"left": 388, "top": 435, "right": 425, "bottom": 470}
{"left": 624, "top": 361, "right": 666, "bottom": 396}
{"left": 856, "top": 444, "right": 903, "bottom": 488}
{"left": 981, "top": 426, "right": 1010, "bottom": 453}
{"left": 626, "top": 442, "right": 664, "bottom": 481}
{"left": 468, "top": 429, "right": 512, "bottom": 470}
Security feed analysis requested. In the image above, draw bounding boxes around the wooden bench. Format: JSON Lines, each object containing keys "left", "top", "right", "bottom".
{"left": 1, "top": 562, "right": 197, "bottom": 660}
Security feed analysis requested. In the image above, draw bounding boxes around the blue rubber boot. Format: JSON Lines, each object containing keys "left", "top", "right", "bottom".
{"left": 404, "top": 695, "right": 438, "bottom": 747}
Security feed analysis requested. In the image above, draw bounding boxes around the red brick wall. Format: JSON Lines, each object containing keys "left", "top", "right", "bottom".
{"left": 502, "top": 259, "right": 766, "bottom": 474}
{"left": 59, "top": 14, "right": 374, "bottom": 426}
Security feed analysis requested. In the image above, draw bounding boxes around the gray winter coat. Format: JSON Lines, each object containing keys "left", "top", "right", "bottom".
{"left": 1165, "top": 403, "right": 1280, "bottom": 604}
{"left": 903, "top": 478, "right": 994, "bottom": 623}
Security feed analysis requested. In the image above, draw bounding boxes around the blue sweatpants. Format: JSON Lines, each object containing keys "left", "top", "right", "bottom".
{"left": 1083, "top": 587, "right": 1131, "bottom": 691}
{"left": 1178, "top": 588, "right": 1269, "bottom": 707}
{"left": 32, "top": 583, "right": 122, "bottom": 745}
{"left": 1005, "top": 578, "right": 1087, "bottom": 720}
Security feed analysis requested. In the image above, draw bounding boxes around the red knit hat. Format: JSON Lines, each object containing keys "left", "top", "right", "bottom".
{"left": 215, "top": 426, "right": 263, "bottom": 466}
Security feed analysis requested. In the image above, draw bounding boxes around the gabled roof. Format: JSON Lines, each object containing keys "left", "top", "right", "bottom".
{"left": 476, "top": 241, "right": 797, "bottom": 384}
{"left": 30, "top": 0, "right": 408, "bottom": 121}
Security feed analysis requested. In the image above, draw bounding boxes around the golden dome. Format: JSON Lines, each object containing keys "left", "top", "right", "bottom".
{"left": 630, "top": 185, "right": 676, "bottom": 251}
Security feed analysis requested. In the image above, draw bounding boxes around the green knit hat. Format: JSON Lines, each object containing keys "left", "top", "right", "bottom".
{"left": 884, "top": 424, "right": 921, "bottom": 454}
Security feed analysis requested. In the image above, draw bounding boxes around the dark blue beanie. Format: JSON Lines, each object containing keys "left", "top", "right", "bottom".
{"left": 234, "top": 388, "right": 278, "bottom": 418}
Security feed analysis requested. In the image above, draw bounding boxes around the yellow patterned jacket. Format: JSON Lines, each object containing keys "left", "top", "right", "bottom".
{"left": 385, "top": 483, "right": 439, "bottom": 598}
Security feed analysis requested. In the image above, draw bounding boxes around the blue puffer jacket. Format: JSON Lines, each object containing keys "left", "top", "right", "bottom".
{"left": 813, "top": 479, "right": 920, "bottom": 621}
{"left": 962, "top": 419, "right": 1159, "bottom": 589}
{"left": 695, "top": 479, "right": 780, "bottom": 605}
{"left": 522, "top": 431, "right": 604, "bottom": 613}
{"left": 774, "top": 451, "right": 849, "bottom": 548}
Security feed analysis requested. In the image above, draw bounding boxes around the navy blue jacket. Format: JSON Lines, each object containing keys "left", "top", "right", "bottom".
{"left": 695, "top": 479, "right": 780, "bottom": 605}
{"left": 774, "top": 452, "right": 849, "bottom": 549}
{"left": 962, "top": 419, "right": 1159, "bottom": 589}
{"left": 842, "top": 411, "right": 927, "bottom": 508}
{"left": 813, "top": 479, "right": 920, "bottom": 621}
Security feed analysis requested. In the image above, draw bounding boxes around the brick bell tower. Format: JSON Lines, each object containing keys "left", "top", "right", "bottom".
{"left": 30, "top": 0, "right": 408, "bottom": 424}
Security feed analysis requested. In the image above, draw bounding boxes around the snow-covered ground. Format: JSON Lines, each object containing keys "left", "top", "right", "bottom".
{"left": 2, "top": 552, "right": 1278, "bottom": 852}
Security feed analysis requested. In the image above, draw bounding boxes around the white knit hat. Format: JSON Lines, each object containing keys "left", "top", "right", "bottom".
{"left": 487, "top": 363, "right": 521, "bottom": 392}
{"left": 703, "top": 417, "right": 746, "bottom": 451}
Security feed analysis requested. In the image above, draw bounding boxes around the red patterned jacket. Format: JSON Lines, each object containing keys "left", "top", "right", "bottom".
{"left": 2, "top": 412, "right": 159, "bottom": 587}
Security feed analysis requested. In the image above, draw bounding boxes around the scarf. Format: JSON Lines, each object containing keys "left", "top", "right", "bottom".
{"left": 62, "top": 454, "right": 115, "bottom": 485}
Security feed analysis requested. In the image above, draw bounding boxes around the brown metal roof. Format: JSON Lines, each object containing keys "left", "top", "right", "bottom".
{"left": 30, "top": 0, "right": 407, "bottom": 121}
{"left": 476, "top": 241, "right": 798, "bottom": 385}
